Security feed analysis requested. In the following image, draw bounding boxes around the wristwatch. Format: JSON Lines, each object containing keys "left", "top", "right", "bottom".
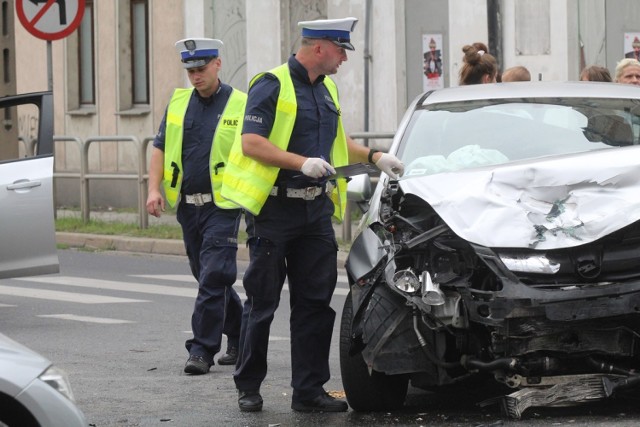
{"left": 368, "top": 148, "right": 379, "bottom": 164}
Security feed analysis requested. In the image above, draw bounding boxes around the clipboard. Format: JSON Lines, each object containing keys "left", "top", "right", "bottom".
{"left": 329, "top": 163, "right": 378, "bottom": 179}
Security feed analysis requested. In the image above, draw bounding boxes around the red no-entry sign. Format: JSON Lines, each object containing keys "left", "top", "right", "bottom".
{"left": 16, "top": 0, "right": 85, "bottom": 41}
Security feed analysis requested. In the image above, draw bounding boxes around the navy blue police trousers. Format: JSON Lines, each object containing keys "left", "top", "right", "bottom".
{"left": 177, "top": 200, "right": 243, "bottom": 365}
{"left": 233, "top": 192, "right": 338, "bottom": 402}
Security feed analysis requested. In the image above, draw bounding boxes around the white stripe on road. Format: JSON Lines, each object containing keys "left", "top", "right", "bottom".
{"left": 17, "top": 276, "right": 198, "bottom": 298}
{"left": 0, "top": 303, "right": 16, "bottom": 307}
{"left": 16, "top": 276, "right": 248, "bottom": 301}
{"left": 182, "top": 330, "right": 289, "bottom": 341}
{"left": 133, "top": 275, "right": 350, "bottom": 296}
{"left": 38, "top": 314, "right": 134, "bottom": 324}
{"left": 133, "top": 274, "right": 196, "bottom": 283}
{"left": 133, "top": 273, "right": 350, "bottom": 286}
{"left": 0, "top": 285, "right": 147, "bottom": 304}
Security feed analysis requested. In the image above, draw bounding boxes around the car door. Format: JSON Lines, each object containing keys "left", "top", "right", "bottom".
{"left": 0, "top": 92, "right": 59, "bottom": 279}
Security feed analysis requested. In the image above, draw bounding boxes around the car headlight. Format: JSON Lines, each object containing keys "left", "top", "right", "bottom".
{"left": 39, "top": 365, "right": 76, "bottom": 402}
{"left": 392, "top": 268, "right": 421, "bottom": 294}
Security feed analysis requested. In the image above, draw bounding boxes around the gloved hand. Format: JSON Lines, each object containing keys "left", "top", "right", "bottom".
{"left": 375, "top": 153, "right": 404, "bottom": 179}
{"left": 301, "top": 157, "right": 336, "bottom": 179}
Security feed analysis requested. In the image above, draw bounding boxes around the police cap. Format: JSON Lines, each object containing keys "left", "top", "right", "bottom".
{"left": 175, "top": 38, "right": 222, "bottom": 69}
{"left": 298, "top": 17, "right": 358, "bottom": 51}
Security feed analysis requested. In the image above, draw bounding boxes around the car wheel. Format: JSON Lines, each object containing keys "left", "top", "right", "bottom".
{"left": 340, "top": 290, "right": 409, "bottom": 411}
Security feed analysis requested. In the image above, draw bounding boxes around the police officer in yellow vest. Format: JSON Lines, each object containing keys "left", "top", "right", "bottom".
{"left": 221, "top": 18, "right": 403, "bottom": 412}
{"left": 146, "top": 38, "right": 246, "bottom": 375}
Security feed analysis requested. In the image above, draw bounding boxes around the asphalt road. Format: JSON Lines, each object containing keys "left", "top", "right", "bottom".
{"left": 3, "top": 249, "right": 640, "bottom": 426}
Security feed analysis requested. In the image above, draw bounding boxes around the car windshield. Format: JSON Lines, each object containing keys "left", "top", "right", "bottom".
{"left": 399, "top": 97, "right": 640, "bottom": 178}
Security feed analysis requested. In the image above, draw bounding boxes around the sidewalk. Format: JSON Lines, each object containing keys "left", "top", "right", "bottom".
{"left": 55, "top": 209, "right": 352, "bottom": 263}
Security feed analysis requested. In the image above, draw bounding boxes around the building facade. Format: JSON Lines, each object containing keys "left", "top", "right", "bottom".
{"left": 9, "top": 0, "right": 640, "bottom": 208}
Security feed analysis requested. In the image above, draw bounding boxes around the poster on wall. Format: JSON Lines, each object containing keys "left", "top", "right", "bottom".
{"left": 422, "top": 34, "right": 444, "bottom": 91}
{"left": 624, "top": 32, "right": 640, "bottom": 61}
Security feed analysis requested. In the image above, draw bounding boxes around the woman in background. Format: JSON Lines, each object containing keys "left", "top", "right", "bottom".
{"left": 580, "top": 65, "right": 612, "bottom": 82}
{"left": 459, "top": 44, "right": 498, "bottom": 85}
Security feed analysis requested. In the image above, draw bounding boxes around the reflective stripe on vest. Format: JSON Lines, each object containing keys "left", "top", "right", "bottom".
{"left": 221, "top": 64, "right": 349, "bottom": 221}
{"left": 163, "top": 87, "right": 246, "bottom": 208}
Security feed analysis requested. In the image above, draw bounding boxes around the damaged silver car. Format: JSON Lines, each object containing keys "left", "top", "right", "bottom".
{"left": 340, "top": 81, "right": 640, "bottom": 418}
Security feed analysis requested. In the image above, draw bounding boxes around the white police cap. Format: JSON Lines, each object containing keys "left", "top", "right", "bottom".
{"left": 298, "top": 17, "right": 358, "bottom": 51}
{"left": 175, "top": 38, "right": 222, "bottom": 69}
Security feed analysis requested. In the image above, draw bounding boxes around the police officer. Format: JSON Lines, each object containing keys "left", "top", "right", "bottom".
{"left": 146, "top": 38, "right": 246, "bottom": 375}
{"left": 222, "top": 17, "right": 403, "bottom": 412}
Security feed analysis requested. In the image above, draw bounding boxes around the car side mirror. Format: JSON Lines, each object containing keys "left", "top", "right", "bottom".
{"left": 347, "top": 174, "right": 372, "bottom": 213}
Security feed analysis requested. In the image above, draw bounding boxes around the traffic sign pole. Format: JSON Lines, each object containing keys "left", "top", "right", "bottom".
{"left": 47, "top": 41, "right": 52, "bottom": 91}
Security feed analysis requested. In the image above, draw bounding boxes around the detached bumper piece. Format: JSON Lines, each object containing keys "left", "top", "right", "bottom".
{"left": 499, "top": 374, "right": 619, "bottom": 419}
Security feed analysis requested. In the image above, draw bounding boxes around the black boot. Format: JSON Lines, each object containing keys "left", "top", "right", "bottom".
{"left": 217, "top": 345, "right": 238, "bottom": 365}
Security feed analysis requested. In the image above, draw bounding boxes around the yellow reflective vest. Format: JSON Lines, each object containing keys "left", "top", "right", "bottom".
{"left": 221, "top": 63, "right": 349, "bottom": 221}
{"left": 162, "top": 87, "right": 246, "bottom": 208}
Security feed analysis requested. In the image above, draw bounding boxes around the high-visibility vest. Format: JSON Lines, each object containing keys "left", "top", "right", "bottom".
{"left": 221, "top": 63, "right": 348, "bottom": 221}
{"left": 162, "top": 87, "right": 246, "bottom": 208}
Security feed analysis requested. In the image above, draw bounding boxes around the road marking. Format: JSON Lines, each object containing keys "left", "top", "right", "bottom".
{"left": 133, "top": 274, "right": 195, "bottom": 283}
{"left": 15, "top": 276, "right": 247, "bottom": 300}
{"left": 17, "top": 276, "right": 197, "bottom": 297}
{"left": 0, "top": 303, "right": 17, "bottom": 307}
{"left": 38, "top": 314, "right": 134, "bottom": 324}
{"left": 133, "top": 275, "right": 350, "bottom": 296}
{"left": 182, "top": 330, "right": 289, "bottom": 341}
{"left": 0, "top": 285, "right": 147, "bottom": 304}
{"left": 134, "top": 273, "right": 350, "bottom": 285}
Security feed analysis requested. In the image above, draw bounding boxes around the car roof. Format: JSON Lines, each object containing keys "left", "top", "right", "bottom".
{"left": 420, "top": 81, "right": 640, "bottom": 106}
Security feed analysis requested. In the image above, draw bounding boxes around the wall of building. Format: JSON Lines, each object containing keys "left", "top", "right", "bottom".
{"left": 12, "top": 0, "right": 639, "bottom": 209}
{"left": 606, "top": 0, "right": 640, "bottom": 78}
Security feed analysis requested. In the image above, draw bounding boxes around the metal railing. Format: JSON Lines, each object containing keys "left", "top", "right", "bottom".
{"left": 51, "top": 131, "right": 396, "bottom": 238}
{"left": 54, "top": 135, "right": 150, "bottom": 228}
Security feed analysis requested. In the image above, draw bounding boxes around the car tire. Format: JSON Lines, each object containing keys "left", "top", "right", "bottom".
{"left": 340, "top": 291, "right": 409, "bottom": 411}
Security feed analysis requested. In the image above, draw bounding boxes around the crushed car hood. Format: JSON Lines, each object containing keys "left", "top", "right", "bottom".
{"left": 399, "top": 146, "right": 640, "bottom": 249}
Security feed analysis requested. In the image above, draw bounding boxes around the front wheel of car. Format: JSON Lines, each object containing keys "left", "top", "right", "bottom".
{"left": 340, "top": 290, "right": 409, "bottom": 411}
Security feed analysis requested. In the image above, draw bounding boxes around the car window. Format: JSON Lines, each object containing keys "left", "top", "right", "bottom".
{"left": 399, "top": 98, "right": 640, "bottom": 178}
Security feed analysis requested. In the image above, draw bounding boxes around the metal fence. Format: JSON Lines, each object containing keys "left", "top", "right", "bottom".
{"left": 51, "top": 132, "right": 395, "bottom": 241}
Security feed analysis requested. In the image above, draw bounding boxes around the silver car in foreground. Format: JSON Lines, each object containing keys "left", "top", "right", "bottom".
{"left": 0, "top": 92, "right": 86, "bottom": 426}
{"left": 0, "top": 332, "right": 86, "bottom": 427}
{"left": 341, "top": 82, "right": 640, "bottom": 418}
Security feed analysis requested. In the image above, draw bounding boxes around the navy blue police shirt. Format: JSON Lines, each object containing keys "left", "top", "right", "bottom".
{"left": 153, "top": 82, "right": 232, "bottom": 195}
{"left": 242, "top": 55, "right": 339, "bottom": 187}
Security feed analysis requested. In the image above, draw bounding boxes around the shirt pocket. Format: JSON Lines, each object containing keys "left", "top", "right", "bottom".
{"left": 324, "top": 96, "right": 340, "bottom": 116}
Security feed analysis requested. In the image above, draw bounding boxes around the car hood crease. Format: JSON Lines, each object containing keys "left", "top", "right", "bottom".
{"left": 400, "top": 146, "right": 640, "bottom": 250}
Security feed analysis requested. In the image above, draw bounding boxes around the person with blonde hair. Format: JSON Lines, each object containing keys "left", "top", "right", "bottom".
{"left": 501, "top": 65, "right": 531, "bottom": 82}
{"left": 459, "top": 44, "right": 498, "bottom": 85}
{"left": 614, "top": 58, "right": 640, "bottom": 85}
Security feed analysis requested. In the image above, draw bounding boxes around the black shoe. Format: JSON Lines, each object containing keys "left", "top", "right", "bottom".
{"left": 238, "top": 390, "right": 263, "bottom": 412}
{"left": 217, "top": 346, "right": 238, "bottom": 365}
{"left": 291, "top": 392, "right": 348, "bottom": 413}
{"left": 184, "top": 355, "right": 211, "bottom": 375}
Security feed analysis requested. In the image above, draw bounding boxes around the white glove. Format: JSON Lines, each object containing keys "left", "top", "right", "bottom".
{"left": 301, "top": 157, "right": 336, "bottom": 179}
{"left": 375, "top": 153, "right": 404, "bottom": 179}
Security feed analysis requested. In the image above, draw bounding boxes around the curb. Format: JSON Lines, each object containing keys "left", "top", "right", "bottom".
{"left": 56, "top": 232, "right": 349, "bottom": 263}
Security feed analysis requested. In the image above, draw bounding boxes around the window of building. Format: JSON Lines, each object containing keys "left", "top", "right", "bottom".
{"left": 117, "top": 0, "right": 150, "bottom": 113}
{"left": 515, "top": 0, "right": 551, "bottom": 55}
{"left": 131, "top": 0, "right": 149, "bottom": 105}
{"left": 78, "top": 0, "right": 95, "bottom": 105}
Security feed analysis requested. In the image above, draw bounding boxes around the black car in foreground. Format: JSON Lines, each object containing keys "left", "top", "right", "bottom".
{"left": 341, "top": 81, "right": 640, "bottom": 419}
